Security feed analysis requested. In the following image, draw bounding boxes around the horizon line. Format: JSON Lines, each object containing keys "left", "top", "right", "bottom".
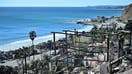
{"left": 0, "top": 4, "right": 128, "bottom": 8}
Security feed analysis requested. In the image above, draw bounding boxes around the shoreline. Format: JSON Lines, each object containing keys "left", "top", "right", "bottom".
{"left": 0, "top": 26, "right": 92, "bottom": 51}
{"left": 0, "top": 34, "right": 64, "bottom": 51}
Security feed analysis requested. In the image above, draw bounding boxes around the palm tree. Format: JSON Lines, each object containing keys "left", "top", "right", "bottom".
{"left": 29, "top": 31, "right": 36, "bottom": 61}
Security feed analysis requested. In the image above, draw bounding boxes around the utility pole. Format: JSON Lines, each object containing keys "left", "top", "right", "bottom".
{"left": 107, "top": 34, "right": 112, "bottom": 74}
{"left": 107, "top": 35, "right": 109, "bottom": 62}
{"left": 24, "top": 48, "right": 27, "bottom": 74}
{"left": 53, "top": 32, "right": 57, "bottom": 66}
{"left": 65, "top": 31, "right": 68, "bottom": 69}
{"left": 53, "top": 32, "right": 56, "bottom": 55}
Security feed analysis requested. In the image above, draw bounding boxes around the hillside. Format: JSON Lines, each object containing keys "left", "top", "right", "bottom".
{"left": 120, "top": 4, "right": 132, "bottom": 22}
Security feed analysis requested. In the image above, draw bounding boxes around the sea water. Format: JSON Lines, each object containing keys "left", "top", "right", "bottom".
{"left": 0, "top": 7, "right": 122, "bottom": 51}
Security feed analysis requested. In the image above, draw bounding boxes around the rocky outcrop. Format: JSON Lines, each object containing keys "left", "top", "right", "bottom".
{"left": 120, "top": 4, "right": 132, "bottom": 22}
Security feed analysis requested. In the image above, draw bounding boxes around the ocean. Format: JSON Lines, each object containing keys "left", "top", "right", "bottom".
{"left": 0, "top": 7, "right": 122, "bottom": 51}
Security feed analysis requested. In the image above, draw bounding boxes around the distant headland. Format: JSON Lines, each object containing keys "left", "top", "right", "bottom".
{"left": 87, "top": 5, "right": 126, "bottom": 10}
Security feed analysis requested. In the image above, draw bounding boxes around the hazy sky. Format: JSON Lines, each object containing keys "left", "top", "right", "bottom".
{"left": 0, "top": 0, "right": 132, "bottom": 7}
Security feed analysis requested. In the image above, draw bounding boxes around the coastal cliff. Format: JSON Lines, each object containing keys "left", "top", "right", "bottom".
{"left": 120, "top": 4, "right": 132, "bottom": 22}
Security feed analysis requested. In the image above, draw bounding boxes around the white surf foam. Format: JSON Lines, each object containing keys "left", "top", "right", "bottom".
{"left": 0, "top": 26, "right": 93, "bottom": 51}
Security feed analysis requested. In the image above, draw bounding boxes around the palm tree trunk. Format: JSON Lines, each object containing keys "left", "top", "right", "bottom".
{"left": 32, "top": 40, "right": 35, "bottom": 61}
{"left": 25, "top": 55, "right": 27, "bottom": 74}
{"left": 22, "top": 59, "right": 24, "bottom": 74}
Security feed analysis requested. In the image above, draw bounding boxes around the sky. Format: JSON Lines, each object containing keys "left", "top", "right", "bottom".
{"left": 0, "top": 0, "right": 132, "bottom": 7}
